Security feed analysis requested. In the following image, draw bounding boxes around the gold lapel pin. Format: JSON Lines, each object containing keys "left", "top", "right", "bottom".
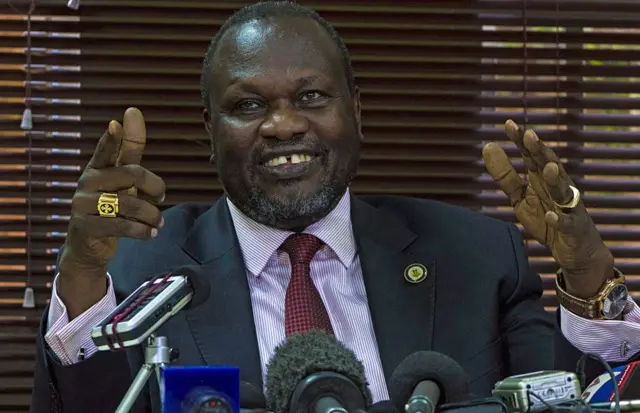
{"left": 404, "top": 263, "right": 428, "bottom": 284}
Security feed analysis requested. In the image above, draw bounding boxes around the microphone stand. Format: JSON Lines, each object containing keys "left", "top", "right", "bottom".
{"left": 115, "top": 334, "right": 177, "bottom": 413}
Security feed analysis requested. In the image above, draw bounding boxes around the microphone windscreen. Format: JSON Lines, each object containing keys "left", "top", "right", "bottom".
{"left": 368, "top": 400, "right": 401, "bottom": 413}
{"left": 175, "top": 265, "right": 211, "bottom": 309}
{"left": 265, "top": 331, "right": 372, "bottom": 413}
{"left": 240, "top": 381, "right": 266, "bottom": 408}
{"left": 389, "top": 351, "right": 469, "bottom": 412}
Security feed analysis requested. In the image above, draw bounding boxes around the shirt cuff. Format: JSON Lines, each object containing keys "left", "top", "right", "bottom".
{"left": 560, "top": 297, "right": 640, "bottom": 362}
{"left": 45, "top": 273, "right": 117, "bottom": 365}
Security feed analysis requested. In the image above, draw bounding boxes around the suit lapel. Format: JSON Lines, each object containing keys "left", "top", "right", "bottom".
{"left": 351, "top": 196, "right": 436, "bottom": 382}
{"left": 180, "top": 197, "right": 263, "bottom": 388}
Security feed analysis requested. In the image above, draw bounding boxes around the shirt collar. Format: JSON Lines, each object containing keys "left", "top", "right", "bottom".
{"left": 226, "top": 189, "right": 356, "bottom": 277}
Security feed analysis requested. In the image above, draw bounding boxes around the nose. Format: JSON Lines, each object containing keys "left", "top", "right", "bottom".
{"left": 259, "top": 107, "right": 309, "bottom": 141}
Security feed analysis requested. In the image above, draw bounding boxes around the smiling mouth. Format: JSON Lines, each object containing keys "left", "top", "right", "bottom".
{"left": 259, "top": 152, "right": 321, "bottom": 179}
{"left": 264, "top": 153, "right": 316, "bottom": 167}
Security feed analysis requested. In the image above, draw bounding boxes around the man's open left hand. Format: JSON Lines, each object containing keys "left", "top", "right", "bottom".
{"left": 482, "top": 119, "right": 614, "bottom": 298}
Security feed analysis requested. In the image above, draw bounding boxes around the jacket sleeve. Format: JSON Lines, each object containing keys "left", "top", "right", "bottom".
{"left": 30, "top": 306, "right": 152, "bottom": 413}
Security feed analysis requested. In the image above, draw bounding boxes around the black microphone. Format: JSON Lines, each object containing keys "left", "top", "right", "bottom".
{"left": 389, "top": 352, "right": 469, "bottom": 413}
{"left": 240, "top": 381, "right": 268, "bottom": 413}
{"left": 366, "top": 400, "right": 401, "bottom": 413}
{"left": 265, "top": 331, "right": 373, "bottom": 413}
{"left": 91, "top": 265, "right": 211, "bottom": 351}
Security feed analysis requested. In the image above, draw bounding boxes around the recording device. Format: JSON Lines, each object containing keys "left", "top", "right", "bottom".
{"left": 90, "top": 266, "right": 211, "bottom": 413}
{"left": 91, "top": 265, "right": 210, "bottom": 351}
{"left": 388, "top": 351, "right": 469, "bottom": 413}
{"left": 492, "top": 371, "right": 581, "bottom": 413}
{"left": 264, "top": 331, "right": 372, "bottom": 413}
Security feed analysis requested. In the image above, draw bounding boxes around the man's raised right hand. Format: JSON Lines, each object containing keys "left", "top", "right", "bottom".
{"left": 57, "top": 107, "right": 166, "bottom": 318}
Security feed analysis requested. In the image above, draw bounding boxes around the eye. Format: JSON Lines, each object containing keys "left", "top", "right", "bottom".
{"left": 299, "top": 90, "right": 326, "bottom": 102}
{"left": 234, "top": 99, "right": 263, "bottom": 113}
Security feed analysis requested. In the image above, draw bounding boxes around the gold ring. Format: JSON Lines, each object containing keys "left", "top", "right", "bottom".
{"left": 97, "top": 193, "right": 119, "bottom": 217}
{"left": 553, "top": 185, "right": 581, "bottom": 210}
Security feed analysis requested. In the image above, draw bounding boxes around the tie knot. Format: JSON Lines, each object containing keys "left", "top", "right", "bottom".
{"left": 280, "top": 234, "right": 324, "bottom": 264}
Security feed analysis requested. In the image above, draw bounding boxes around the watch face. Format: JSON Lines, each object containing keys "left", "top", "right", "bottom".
{"left": 603, "top": 284, "right": 628, "bottom": 319}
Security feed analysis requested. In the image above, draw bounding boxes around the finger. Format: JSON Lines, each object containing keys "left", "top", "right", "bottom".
{"left": 77, "top": 165, "right": 166, "bottom": 203}
{"left": 522, "top": 128, "right": 562, "bottom": 171}
{"left": 116, "top": 107, "right": 147, "bottom": 166}
{"left": 542, "top": 162, "right": 575, "bottom": 206}
{"left": 73, "top": 192, "right": 163, "bottom": 228}
{"left": 482, "top": 142, "right": 527, "bottom": 206}
{"left": 86, "top": 120, "right": 123, "bottom": 169}
{"left": 74, "top": 214, "right": 157, "bottom": 240}
{"left": 504, "top": 119, "right": 538, "bottom": 172}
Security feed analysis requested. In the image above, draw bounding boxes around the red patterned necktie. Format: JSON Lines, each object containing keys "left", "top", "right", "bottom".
{"left": 280, "top": 233, "right": 335, "bottom": 336}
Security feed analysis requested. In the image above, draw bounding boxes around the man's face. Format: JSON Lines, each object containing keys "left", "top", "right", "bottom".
{"left": 203, "top": 17, "right": 363, "bottom": 230}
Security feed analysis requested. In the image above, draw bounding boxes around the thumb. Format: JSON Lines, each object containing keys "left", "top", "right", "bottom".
{"left": 116, "top": 107, "right": 147, "bottom": 166}
{"left": 116, "top": 107, "right": 147, "bottom": 198}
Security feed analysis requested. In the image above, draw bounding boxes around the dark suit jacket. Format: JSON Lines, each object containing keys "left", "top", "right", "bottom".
{"left": 30, "top": 195, "right": 637, "bottom": 412}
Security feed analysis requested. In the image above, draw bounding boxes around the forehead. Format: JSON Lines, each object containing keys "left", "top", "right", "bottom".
{"left": 209, "top": 17, "right": 346, "bottom": 95}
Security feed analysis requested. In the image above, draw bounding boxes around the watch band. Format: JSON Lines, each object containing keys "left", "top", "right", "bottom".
{"left": 555, "top": 272, "right": 599, "bottom": 319}
{"left": 555, "top": 268, "right": 625, "bottom": 320}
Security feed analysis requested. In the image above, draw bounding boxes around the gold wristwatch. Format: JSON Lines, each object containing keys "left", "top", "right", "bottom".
{"left": 555, "top": 268, "right": 628, "bottom": 320}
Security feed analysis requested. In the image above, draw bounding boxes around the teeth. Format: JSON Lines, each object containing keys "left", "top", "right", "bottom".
{"left": 267, "top": 154, "right": 314, "bottom": 167}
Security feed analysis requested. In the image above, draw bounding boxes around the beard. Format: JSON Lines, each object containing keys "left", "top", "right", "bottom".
{"left": 242, "top": 175, "right": 345, "bottom": 230}
{"left": 217, "top": 140, "right": 360, "bottom": 231}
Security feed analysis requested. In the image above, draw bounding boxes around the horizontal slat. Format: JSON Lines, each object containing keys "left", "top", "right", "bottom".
{"left": 3, "top": 101, "right": 640, "bottom": 127}
{"left": 5, "top": 37, "right": 640, "bottom": 62}
{"left": 3, "top": 21, "right": 640, "bottom": 48}
{"left": 3, "top": 91, "right": 640, "bottom": 113}
{"left": 0, "top": 360, "right": 35, "bottom": 377}
{"left": 5, "top": 77, "right": 640, "bottom": 97}
{"left": 4, "top": 127, "right": 640, "bottom": 145}
{"left": 4, "top": 59, "right": 640, "bottom": 79}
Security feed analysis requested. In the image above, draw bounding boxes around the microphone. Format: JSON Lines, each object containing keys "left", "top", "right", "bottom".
{"left": 92, "top": 265, "right": 211, "bottom": 351}
{"left": 589, "top": 400, "right": 640, "bottom": 411}
{"left": 265, "top": 330, "right": 372, "bottom": 413}
{"left": 240, "top": 381, "right": 268, "bottom": 413}
{"left": 366, "top": 401, "right": 401, "bottom": 413}
{"left": 582, "top": 361, "right": 640, "bottom": 404}
{"left": 389, "top": 352, "right": 469, "bottom": 413}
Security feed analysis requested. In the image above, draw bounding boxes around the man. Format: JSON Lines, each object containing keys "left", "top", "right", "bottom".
{"left": 30, "top": 2, "right": 640, "bottom": 413}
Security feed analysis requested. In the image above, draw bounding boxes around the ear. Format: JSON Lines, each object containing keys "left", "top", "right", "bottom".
{"left": 352, "top": 86, "right": 364, "bottom": 141}
{"left": 202, "top": 108, "right": 216, "bottom": 164}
